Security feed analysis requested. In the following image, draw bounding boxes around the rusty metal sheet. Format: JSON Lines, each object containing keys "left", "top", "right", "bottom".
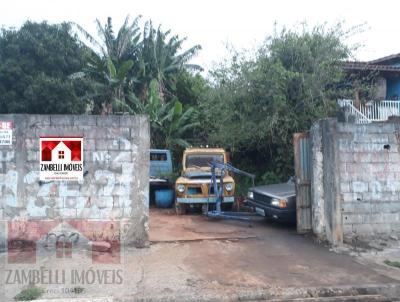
{"left": 293, "top": 132, "right": 312, "bottom": 234}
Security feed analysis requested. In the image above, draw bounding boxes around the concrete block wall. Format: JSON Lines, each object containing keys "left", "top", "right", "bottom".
{"left": 0, "top": 114, "right": 149, "bottom": 247}
{"left": 337, "top": 122, "right": 400, "bottom": 240}
{"left": 311, "top": 118, "right": 400, "bottom": 243}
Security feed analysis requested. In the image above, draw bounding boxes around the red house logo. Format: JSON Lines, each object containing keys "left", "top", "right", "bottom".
{"left": 40, "top": 137, "right": 83, "bottom": 181}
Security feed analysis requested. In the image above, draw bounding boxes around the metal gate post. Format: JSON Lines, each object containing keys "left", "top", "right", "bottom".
{"left": 293, "top": 132, "right": 312, "bottom": 234}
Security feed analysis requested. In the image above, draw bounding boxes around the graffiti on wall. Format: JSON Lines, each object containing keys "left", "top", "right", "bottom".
{"left": 0, "top": 137, "right": 137, "bottom": 219}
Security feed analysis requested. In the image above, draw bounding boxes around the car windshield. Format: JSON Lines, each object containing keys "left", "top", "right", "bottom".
{"left": 186, "top": 154, "right": 224, "bottom": 169}
{"left": 150, "top": 152, "right": 167, "bottom": 161}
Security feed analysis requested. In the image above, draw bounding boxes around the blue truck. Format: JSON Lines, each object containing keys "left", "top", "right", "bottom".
{"left": 150, "top": 149, "right": 174, "bottom": 207}
{"left": 150, "top": 149, "right": 173, "bottom": 180}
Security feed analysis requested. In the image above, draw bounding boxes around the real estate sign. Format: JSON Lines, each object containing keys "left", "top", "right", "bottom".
{"left": 0, "top": 121, "right": 13, "bottom": 145}
{"left": 40, "top": 137, "right": 84, "bottom": 181}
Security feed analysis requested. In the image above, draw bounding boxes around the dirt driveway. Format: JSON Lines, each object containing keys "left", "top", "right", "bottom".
{"left": 1, "top": 209, "right": 398, "bottom": 301}
{"left": 148, "top": 209, "right": 394, "bottom": 287}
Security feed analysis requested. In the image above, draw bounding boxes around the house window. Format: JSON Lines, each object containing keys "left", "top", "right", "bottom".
{"left": 58, "top": 151, "right": 64, "bottom": 159}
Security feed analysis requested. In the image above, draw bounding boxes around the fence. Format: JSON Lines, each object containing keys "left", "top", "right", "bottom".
{"left": 338, "top": 99, "right": 400, "bottom": 123}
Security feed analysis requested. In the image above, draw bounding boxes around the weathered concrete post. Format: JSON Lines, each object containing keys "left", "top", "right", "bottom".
{"left": 321, "top": 119, "right": 343, "bottom": 245}
{"left": 310, "top": 120, "right": 325, "bottom": 237}
{"left": 311, "top": 118, "right": 343, "bottom": 245}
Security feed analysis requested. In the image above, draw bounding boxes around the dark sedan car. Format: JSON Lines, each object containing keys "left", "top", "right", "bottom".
{"left": 246, "top": 182, "right": 296, "bottom": 223}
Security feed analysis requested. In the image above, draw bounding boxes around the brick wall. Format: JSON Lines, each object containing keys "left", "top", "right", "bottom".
{"left": 311, "top": 119, "right": 400, "bottom": 243}
{"left": 0, "top": 114, "right": 149, "bottom": 247}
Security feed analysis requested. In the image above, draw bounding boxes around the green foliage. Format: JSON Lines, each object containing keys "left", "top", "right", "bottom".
{"left": 162, "top": 101, "right": 200, "bottom": 150}
{"left": 234, "top": 176, "right": 255, "bottom": 198}
{"left": 134, "top": 22, "right": 202, "bottom": 103}
{"left": 0, "top": 21, "right": 91, "bottom": 114}
{"left": 173, "top": 70, "right": 211, "bottom": 145}
{"left": 74, "top": 16, "right": 202, "bottom": 115}
{"left": 73, "top": 16, "right": 140, "bottom": 114}
{"left": 384, "top": 259, "right": 400, "bottom": 268}
{"left": 130, "top": 79, "right": 199, "bottom": 152}
{"left": 201, "top": 24, "right": 354, "bottom": 181}
{"left": 75, "top": 16, "right": 141, "bottom": 62}
{"left": 73, "top": 16, "right": 204, "bottom": 154}
{"left": 0, "top": 18, "right": 368, "bottom": 190}
{"left": 175, "top": 70, "right": 210, "bottom": 108}
{"left": 260, "top": 171, "right": 281, "bottom": 185}
{"left": 14, "top": 287, "right": 43, "bottom": 301}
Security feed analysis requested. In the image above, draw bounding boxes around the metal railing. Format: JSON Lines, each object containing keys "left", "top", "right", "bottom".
{"left": 338, "top": 99, "right": 371, "bottom": 124}
{"left": 338, "top": 99, "right": 400, "bottom": 123}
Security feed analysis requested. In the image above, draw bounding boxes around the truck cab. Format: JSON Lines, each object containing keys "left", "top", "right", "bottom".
{"left": 150, "top": 149, "right": 173, "bottom": 181}
{"left": 175, "top": 148, "right": 235, "bottom": 214}
{"left": 150, "top": 149, "right": 173, "bottom": 205}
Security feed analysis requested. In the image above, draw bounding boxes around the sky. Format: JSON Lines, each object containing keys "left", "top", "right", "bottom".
{"left": 1, "top": 0, "right": 400, "bottom": 71}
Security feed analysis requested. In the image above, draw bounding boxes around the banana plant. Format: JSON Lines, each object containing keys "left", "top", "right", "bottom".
{"left": 127, "top": 78, "right": 199, "bottom": 149}
{"left": 72, "top": 16, "right": 140, "bottom": 114}
{"left": 79, "top": 54, "right": 135, "bottom": 114}
{"left": 162, "top": 100, "right": 200, "bottom": 149}
{"left": 136, "top": 22, "right": 202, "bottom": 103}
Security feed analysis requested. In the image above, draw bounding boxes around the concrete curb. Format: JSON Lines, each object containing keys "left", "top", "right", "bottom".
{"left": 115, "top": 283, "right": 400, "bottom": 302}
{"left": 34, "top": 298, "right": 113, "bottom": 302}
{"left": 13, "top": 283, "right": 400, "bottom": 302}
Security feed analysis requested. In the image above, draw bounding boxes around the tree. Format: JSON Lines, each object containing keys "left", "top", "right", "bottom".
{"left": 78, "top": 54, "right": 135, "bottom": 114}
{"left": 73, "top": 16, "right": 141, "bottom": 114}
{"left": 135, "top": 22, "right": 202, "bottom": 103}
{"left": 202, "top": 24, "right": 353, "bottom": 182}
{"left": 130, "top": 79, "right": 199, "bottom": 150}
{"left": 0, "top": 21, "right": 91, "bottom": 114}
{"left": 174, "top": 70, "right": 209, "bottom": 107}
{"left": 75, "top": 17, "right": 202, "bottom": 114}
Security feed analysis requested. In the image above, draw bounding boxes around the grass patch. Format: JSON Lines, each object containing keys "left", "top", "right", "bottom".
{"left": 384, "top": 259, "right": 400, "bottom": 268}
{"left": 14, "top": 287, "right": 43, "bottom": 301}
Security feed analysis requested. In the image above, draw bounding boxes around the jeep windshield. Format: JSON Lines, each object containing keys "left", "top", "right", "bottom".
{"left": 185, "top": 154, "right": 224, "bottom": 169}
